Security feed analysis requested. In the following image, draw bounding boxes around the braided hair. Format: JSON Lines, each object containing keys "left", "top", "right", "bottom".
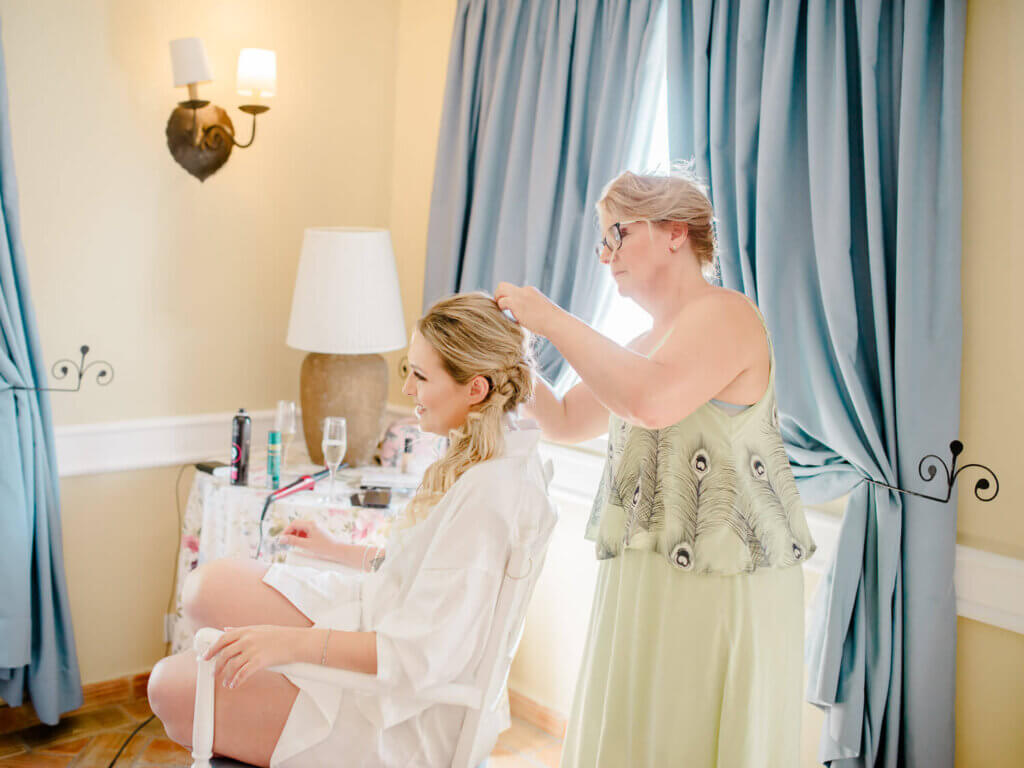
{"left": 398, "top": 291, "right": 537, "bottom": 528}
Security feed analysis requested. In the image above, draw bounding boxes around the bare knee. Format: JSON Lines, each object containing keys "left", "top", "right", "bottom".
{"left": 182, "top": 558, "right": 240, "bottom": 630}
{"left": 148, "top": 654, "right": 196, "bottom": 747}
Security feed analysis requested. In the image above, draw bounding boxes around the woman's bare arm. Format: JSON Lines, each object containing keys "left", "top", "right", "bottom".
{"left": 207, "top": 625, "right": 379, "bottom": 686}
{"left": 298, "top": 629, "right": 378, "bottom": 675}
{"left": 280, "top": 521, "right": 385, "bottom": 571}
{"left": 332, "top": 543, "right": 386, "bottom": 572}
{"left": 523, "top": 332, "right": 649, "bottom": 444}
{"left": 539, "top": 294, "right": 760, "bottom": 430}
{"left": 524, "top": 378, "right": 611, "bottom": 444}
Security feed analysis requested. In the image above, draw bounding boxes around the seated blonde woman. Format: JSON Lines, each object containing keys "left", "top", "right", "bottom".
{"left": 147, "top": 292, "right": 557, "bottom": 767}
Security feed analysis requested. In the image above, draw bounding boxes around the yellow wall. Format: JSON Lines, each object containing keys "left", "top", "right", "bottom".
{"left": 383, "top": 0, "right": 459, "bottom": 404}
{"left": 958, "top": 0, "right": 1023, "bottom": 560}
{"left": 952, "top": 0, "right": 1024, "bottom": 764}
{"left": 0, "top": 0, "right": 402, "bottom": 685}
{"left": 1, "top": 0, "right": 400, "bottom": 428}
{"left": 2, "top": 0, "right": 1021, "bottom": 763}
{"left": 59, "top": 466, "right": 193, "bottom": 683}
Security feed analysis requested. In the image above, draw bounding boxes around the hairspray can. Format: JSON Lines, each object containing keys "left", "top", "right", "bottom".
{"left": 400, "top": 436, "right": 413, "bottom": 474}
{"left": 266, "top": 430, "right": 281, "bottom": 490}
{"left": 230, "top": 408, "right": 251, "bottom": 485}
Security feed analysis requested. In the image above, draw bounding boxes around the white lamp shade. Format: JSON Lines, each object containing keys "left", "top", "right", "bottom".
{"left": 237, "top": 48, "right": 277, "bottom": 98}
{"left": 169, "top": 37, "right": 212, "bottom": 87}
{"left": 286, "top": 228, "right": 407, "bottom": 354}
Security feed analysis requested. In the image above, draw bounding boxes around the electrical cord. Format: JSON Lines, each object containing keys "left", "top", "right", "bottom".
{"left": 111, "top": 461, "right": 219, "bottom": 765}
{"left": 107, "top": 713, "right": 156, "bottom": 767}
{"left": 113, "top": 457, "right": 326, "bottom": 765}
{"left": 165, "top": 463, "right": 190, "bottom": 656}
{"left": 108, "top": 464, "right": 191, "bottom": 766}
{"left": 255, "top": 466, "right": 337, "bottom": 557}
{"left": 255, "top": 494, "right": 274, "bottom": 558}
{"left": 109, "top": 461, "right": 344, "bottom": 765}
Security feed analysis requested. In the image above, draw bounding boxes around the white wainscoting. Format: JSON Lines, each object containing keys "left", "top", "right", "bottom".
{"left": 55, "top": 410, "right": 282, "bottom": 477}
{"left": 55, "top": 410, "right": 1024, "bottom": 636}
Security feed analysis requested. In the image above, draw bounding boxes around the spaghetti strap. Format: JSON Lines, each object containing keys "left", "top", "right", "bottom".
{"left": 738, "top": 292, "right": 767, "bottom": 330}
{"left": 739, "top": 293, "right": 774, "bottom": 357}
{"left": 647, "top": 328, "right": 674, "bottom": 357}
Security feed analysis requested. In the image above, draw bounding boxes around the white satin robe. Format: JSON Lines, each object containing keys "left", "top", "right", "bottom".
{"left": 262, "top": 425, "right": 556, "bottom": 767}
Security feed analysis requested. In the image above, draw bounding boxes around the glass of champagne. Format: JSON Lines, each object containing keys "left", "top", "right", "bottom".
{"left": 321, "top": 416, "right": 347, "bottom": 503}
{"left": 275, "top": 400, "right": 297, "bottom": 469}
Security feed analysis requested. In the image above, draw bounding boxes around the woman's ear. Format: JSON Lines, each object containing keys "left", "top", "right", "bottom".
{"left": 467, "top": 375, "right": 491, "bottom": 406}
{"left": 669, "top": 221, "right": 689, "bottom": 251}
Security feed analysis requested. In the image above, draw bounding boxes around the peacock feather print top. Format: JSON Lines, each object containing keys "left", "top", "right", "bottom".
{"left": 584, "top": 299, "right": 817, "bottom": 576}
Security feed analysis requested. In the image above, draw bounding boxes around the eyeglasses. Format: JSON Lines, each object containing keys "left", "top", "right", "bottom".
{"left": 594, "top": 220, "right": 644, "bottom": 259}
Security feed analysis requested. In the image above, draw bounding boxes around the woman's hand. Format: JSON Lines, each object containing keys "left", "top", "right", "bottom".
{"left": 494, "top": 283, "right": 560, "bottom": 337}
{"left": 204, "top": 625, "right": 315, "bottom": 689}
{"left": 279, "top": 519, "right": 341, "bottom": 561}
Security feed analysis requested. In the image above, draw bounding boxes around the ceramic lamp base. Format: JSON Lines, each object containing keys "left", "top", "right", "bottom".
{"left": 299, "top": 352, "right": 388, "bottom": 466}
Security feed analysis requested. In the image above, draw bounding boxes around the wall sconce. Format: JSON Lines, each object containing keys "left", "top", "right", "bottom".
{"left": 165, "top": 37, "right": 276, "bottom": 181}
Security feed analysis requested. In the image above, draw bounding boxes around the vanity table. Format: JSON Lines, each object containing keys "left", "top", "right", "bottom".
{"left": 168, "top": 455, "right": 418, "bottom": 653}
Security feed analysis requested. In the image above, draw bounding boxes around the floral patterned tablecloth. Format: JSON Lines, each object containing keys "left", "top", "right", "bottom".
{"left": 170, "top": 467, "right": 404, "bottom": 653}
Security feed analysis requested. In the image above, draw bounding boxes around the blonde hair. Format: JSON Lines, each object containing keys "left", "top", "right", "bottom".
{"left": 398, "top": 292, "right": 537, "bottom": 529}
{"left": 597, "top": 161, "right": 719, "bottom": 281}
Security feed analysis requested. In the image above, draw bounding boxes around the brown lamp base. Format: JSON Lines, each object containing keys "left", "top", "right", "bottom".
{"left": 299, "top": 352, "right": 388, "bottom": 467}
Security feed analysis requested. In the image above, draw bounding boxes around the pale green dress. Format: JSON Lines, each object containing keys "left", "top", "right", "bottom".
{"left": 561, "top": 296, "right": 817, "bottom": 768}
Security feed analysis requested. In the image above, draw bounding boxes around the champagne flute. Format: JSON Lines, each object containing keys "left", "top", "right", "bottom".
{"left": 275, "top": 400, "right": 297, "bottom": 468}
{"left": 321, "top": 416, "right": 347, "bottom": 503}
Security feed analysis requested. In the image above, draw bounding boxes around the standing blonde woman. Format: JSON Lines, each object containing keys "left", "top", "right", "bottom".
{"left": 495, "top": 167, "right": 817, "bottom": 766}
{"left": 148, "top": 293, "right": 556, "bottom": 767}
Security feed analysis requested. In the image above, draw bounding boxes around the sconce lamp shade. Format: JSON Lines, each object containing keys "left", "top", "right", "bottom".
{"left": 286, "top": 228, "right": 407, "bottom": 354}
{"left": 237, "top": 48, "right": 277, "bottom": 98}
{"left": 169, "top": 37, "right": 212, "bottom": 87}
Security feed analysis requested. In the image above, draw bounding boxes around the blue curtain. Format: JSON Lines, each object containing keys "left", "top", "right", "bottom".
{"left": 667, "top": 1, "right": 965, "bottom": 765}
{"left": 424, "top": 0, "right": 665, "bottom": 387}
{"left": 0, "top": 22, "right": 82, "bottom": 723}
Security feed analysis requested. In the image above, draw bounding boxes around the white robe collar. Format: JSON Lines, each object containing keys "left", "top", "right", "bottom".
{"left": 502, "top": 413, "right": 542, "bottom": 457}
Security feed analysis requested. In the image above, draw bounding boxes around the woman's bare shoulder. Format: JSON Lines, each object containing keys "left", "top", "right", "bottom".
{"left": 688, "top": 285, "right": 751, "bottom": 307}
{"left": 679, "top": 287, "right": 761, "bottom": 331}
{"left": 653, "top": 287, "right": 766, "bottom": 369}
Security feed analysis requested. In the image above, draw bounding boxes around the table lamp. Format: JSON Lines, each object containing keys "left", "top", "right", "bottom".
{"left": 286, "top": 228, "right": 407, "bottom": 466}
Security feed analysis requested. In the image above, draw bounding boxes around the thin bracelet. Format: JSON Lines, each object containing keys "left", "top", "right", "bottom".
{"left": 369, "top": 549, "right": 384, "bottom": 572}
{"left": 320, "top": 628, "right": 331, "bottom": 666}
{"left": 368, "top": 548, "right": 385, "bottom": 573}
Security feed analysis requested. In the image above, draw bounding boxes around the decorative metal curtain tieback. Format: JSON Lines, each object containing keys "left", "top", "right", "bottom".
{"left": 859, "top": 440, "right": 998, "bottom": 503}
{"left": 1, "top": 345, "right": 113, "bottom": 393}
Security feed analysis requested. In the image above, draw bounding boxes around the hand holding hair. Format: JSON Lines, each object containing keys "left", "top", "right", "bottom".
{"left": 493, "top": 282, "right": 560, "bottom": 337}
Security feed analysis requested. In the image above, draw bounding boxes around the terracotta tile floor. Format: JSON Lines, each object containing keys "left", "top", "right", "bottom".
{"left": 0, "top": 700, "right": 564, "bottom": 767}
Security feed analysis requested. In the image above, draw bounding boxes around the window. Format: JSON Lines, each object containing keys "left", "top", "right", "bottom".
{"left": 594, "top": 55, "right": 670, "bottom": 349}
{"left": 553, "top": 50, "right": 670, "bottom": 400}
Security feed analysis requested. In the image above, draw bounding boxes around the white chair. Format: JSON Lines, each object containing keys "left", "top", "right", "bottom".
{"left": 190, "top": 460, "right": 557, "bottom": 768}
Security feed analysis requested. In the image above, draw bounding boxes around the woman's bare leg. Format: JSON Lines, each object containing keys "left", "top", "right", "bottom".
{"left": 150, "top": 557, "right": 313, "bottom": 763}
{"left": 148, "top": 649, "right": 299, "bottom": 767}
{"left": 181, "top": 557, "right": 313, "bottom": 632}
